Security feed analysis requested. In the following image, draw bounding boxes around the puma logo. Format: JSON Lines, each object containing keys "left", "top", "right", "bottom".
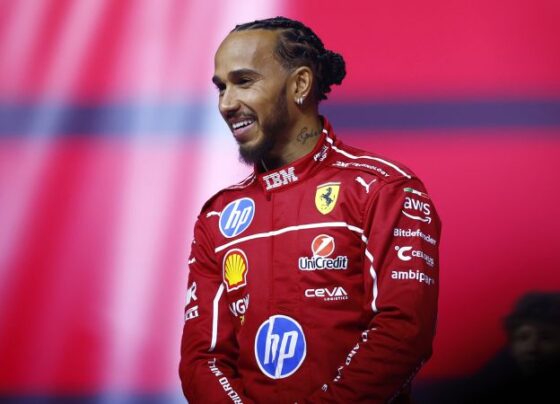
{"left": 355, "top": 176, "right": 376, "bottom": 193}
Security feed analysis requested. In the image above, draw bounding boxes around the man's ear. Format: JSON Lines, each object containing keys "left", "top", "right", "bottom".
{"left": 290, "top": 66, "right": 313, "bottom": 105}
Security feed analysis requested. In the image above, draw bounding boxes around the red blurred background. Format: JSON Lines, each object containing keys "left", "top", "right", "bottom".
{"left": 1, "top": 0, "right": 559, "bottom": 402}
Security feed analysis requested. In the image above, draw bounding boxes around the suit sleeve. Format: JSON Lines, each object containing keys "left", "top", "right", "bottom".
{"left": 179, "top": 214, "right": 254, "bottom": 403}
{"left": 301, "top": 178, "right": 441, "bottom": 403}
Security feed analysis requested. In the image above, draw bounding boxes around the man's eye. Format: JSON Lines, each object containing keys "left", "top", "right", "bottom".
{"left": 238, "top": 78, "right": 252, "bottom": 86}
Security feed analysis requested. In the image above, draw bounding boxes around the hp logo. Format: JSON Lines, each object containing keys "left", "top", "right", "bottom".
{"left": 254, "top": 315, "right": 306, "bottom": 379}
{"left": 219, "top": 198, "right": 255, "bottom": 238}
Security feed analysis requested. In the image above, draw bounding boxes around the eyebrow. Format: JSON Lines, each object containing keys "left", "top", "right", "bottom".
{"left": 211, "top": 75, "right": 223, "bottom": 86}
{"left": 212, "top": 68, "right": 262, "bottom": 85}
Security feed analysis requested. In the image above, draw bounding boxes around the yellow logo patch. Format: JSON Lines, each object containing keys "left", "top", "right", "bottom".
{"left": 223, "top": 249, "right": 249, "bottom": 292}
{"left": 315, "top": 182, "right": 340, "bottom": 215}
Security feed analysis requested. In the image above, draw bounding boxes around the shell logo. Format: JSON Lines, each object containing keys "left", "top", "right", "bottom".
{"left": 223, "top": 249, "right": 249, "bottom": 292}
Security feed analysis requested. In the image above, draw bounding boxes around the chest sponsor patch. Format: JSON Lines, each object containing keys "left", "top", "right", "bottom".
{"left": 305, "top": 286, "right": 349, "bottom": 302}
{"left": 298, "top": 234, "right": 348, "bottom": 271}
{"left": 315, "top": 182, "right": 340, "bottom": 215}
{"left": 223, "top": 249, "right": 249, "bottom": 292}
{"left": 262, "top": 167, "right": 298, "bottom": 190}
{"left": 255, "top": 315, "right": 306, "bottom": 379}
{"left": 219, "top": 198, "right": 255, "bottom": 238}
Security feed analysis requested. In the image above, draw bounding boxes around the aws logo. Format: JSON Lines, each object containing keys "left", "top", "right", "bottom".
{"left": 223, "top": 249, "right": 249, "bottom": 292}
{"left": 402, "top": 196, "right": 432, "bottom": 223}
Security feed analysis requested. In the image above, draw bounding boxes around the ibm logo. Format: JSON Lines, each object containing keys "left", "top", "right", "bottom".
{"left": 254, "top": 315, "right": 306, "bottom": 379}
{"left": 219, "top": 198, "right": 255, "bottom": 238}
{"left": 262, "top": 167, "right": 298, "bottom": 191}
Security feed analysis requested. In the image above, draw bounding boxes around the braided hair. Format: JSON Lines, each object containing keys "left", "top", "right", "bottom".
{"left": 233, "top": 16, "right": 346, "bottom": 101}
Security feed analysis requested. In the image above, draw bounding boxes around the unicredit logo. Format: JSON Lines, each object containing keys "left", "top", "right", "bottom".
{"left": 312, "top": 235, "right": 335, "bottom": 257}
{"left": 298, "top": 234, "right": 348, "bottom": 271}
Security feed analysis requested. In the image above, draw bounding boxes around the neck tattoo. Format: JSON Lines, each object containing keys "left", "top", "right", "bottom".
{"left": 296, "top": 127, "right": 320, "bottom": 145}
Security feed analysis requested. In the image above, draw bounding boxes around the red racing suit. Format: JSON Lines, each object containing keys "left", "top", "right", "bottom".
{"left": 180, "top": 118, "right": 441, "bottom": 403}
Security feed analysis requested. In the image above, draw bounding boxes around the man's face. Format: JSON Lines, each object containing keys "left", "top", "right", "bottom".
{"left": 510, "top": 322, "right": 560, "bottom": 376}
{"left": 213, "top": 30, "right": 292, "bottom": 164}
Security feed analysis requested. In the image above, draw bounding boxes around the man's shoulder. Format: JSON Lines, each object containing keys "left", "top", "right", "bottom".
{"left": 198, "top": 172, "right": 257, "bottom": 216}
{"left": 326, "top": 140, "right": 418, "bottom": 184}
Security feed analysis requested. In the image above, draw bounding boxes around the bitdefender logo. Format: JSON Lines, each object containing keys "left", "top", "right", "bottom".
{"left": 393, "top": 228, "right": 437, "bottom": 245}
{"left": 298, "top": 234, "right": 348, "bottom": 271}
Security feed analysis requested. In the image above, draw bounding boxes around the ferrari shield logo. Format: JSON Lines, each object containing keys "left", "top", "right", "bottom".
{"left": 315, "top": 182, "right": 340, "bottom": 215}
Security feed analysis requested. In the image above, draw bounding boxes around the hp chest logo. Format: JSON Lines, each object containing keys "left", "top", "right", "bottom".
{"left": 219, "top": 198, "right": 255, "bottom": 238}
{"left": 254, "top": 315, "right": 306, "bottom": 379}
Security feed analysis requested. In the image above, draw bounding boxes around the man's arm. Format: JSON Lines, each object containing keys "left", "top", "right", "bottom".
{"left": 301, "top": 178, "right": 441, "bottom": 403}
{"left": 179, "top": 215, "right": 254, "bottom": 403}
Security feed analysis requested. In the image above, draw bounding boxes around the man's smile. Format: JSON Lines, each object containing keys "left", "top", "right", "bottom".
{"left": 229, "top": 116, "right": 257, "bottom": 142}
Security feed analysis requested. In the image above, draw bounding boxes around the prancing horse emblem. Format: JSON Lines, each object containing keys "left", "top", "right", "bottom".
{"left": 315, "top": 182, "right": 341, "bottom": 215}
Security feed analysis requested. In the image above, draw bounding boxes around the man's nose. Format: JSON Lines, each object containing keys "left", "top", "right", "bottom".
{"left": 219, "top": 87, "right": 240, "bottom": 116}
{"left": 524, "top": 334, "right": 539, "bottom": 353}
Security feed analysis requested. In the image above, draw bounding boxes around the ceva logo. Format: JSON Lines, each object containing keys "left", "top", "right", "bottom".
{"left": 219, "top": 198, "right": 255, "bottom": 238}
{"left": 254, "top": 315, "right": 306, "bottom": 379}
{"left": 305, "top": 286, "right": 349, "bottom": 301}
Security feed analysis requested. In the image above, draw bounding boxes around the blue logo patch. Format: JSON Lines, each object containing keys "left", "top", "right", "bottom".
{"left": 254, "top": 315, "right": 306, "bottom": 379}
{"left": 219, "top": 198, "right": 255, "bottom": 238}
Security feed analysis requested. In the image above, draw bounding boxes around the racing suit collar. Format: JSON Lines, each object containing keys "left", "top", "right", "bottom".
{"left": 256, "top": 116, "right": 335, "bottom": 193}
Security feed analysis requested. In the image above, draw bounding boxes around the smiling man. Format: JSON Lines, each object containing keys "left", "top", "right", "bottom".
{"left": 180, "top": 17, "right": 441, "bottom": 403}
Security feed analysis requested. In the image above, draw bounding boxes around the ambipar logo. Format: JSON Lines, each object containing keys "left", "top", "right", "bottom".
{"left": 254, "top": 315, "right": 306, "bottom": 379}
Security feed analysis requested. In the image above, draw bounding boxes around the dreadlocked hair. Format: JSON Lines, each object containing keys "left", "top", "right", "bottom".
{"left": 233, "top": 16, "right": 346, "bottom": 101}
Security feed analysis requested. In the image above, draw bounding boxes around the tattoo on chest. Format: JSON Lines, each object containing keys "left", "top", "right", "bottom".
{"left": 296, "top": 127, "right": 320, "bottom": 145}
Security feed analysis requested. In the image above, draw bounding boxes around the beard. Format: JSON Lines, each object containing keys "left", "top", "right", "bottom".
{"left": 238, "top": 87, "right": 290, "bottom": 166}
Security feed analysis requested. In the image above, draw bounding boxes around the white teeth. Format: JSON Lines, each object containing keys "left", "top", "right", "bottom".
{"left": 232, "top": 120, "right": 254, "bottom": 130}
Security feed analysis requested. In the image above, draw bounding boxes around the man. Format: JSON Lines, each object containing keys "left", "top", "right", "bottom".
{"left": 459, "top": 292, "right": 560, "bottom": 404}
{"left": 505, "top": 292, "right": 560, "bottom": 379}
{"left": 180, "top": 16, "right": 441, "bottom": 403}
